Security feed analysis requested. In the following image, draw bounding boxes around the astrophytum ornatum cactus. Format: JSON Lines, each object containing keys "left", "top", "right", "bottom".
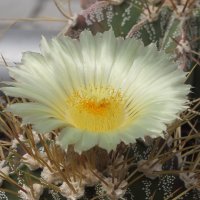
{"left": 0, "top": 0, "right": 200, "bottom": 200}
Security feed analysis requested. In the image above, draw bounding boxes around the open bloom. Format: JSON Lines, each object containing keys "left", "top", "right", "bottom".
{"left": 1, "top": 29, "right": 190, "bottom": 153}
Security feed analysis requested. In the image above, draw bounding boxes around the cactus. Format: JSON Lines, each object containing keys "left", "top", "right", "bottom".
{"left": 1, "top": 0, "right": 200, "bottom": 200}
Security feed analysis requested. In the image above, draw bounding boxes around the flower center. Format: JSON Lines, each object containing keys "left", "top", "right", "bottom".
{"left": 66, "top": 85, "right": 124, "bottom": 132}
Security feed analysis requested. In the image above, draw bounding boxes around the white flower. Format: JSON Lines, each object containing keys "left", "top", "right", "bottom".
{"left": 1, "top": 29, "right": 190, "bottom": 153}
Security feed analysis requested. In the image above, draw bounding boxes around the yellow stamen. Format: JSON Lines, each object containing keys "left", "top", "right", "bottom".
{"left": 66, "top": 85, "right": 124, "bottom": 132}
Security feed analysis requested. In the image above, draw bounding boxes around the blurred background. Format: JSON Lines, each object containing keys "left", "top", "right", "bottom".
{"left": 0, "top": 0, "right": 83, "bottom": 94}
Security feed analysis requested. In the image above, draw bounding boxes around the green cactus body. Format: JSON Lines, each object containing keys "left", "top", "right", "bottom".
{"left": 71, "top": 1, "right": 172, "bottom": 46}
